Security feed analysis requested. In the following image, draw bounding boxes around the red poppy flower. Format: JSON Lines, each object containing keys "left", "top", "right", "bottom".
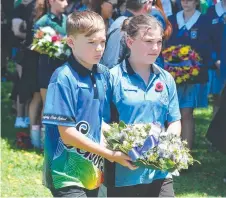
{"left": 52, "top": 35, "right": 59, "bottom": 42}
{"left": 155, "top": 82, "right": 163, "bottom": 92}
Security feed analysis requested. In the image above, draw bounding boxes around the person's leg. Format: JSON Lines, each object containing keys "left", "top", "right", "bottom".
{"left": 180, "top": 108, "right": 194, "bottom": 149}
{"left": 29, "top": 92, "right": 42, "bottom": 126}
{"left": 146, "top": 178, "right": 174, "bottom": 197}
{"left": 40, "top": 88, "right": 47, "bottom": 114}
{"left": 51, "top": 186, "right": 98, "bottom": 198}
{"left": 107, "top": 185, "right": 145, "bottom": 197}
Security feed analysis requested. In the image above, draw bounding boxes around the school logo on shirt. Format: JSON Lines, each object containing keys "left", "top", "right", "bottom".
{"left": 76, "top": 121, "right": 90, "bottom": 135}
{"left": 212, "top": 18, "right": 219, "bottom": 24}
{"left": 190, "top": 29, "right": 198, "bottom": 39}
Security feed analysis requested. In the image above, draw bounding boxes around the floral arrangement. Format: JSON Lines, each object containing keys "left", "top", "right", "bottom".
{"left": 31, "top": 26, "right": 71, "bottom": 60}
{"left": 162, "top": 45, "right": 202, "bottom": 84}
{"left": 104, "top": 121, "right": 199, "bottom": 173}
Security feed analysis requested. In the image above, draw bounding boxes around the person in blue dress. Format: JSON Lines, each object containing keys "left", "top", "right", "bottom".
{"left": 166, "top": 0, "right": 212, "bottom": 149}
{"left": 33, "top": 0, "right": 68, "bottom": 110}
{"left": 206, "top": 0, "right": 225, "bottom": 116}
{"left": 103, "top": 14, "right": 181, "bottom": 197}
{"left": 100, "top": 0, "right": 173, "bottom": 68}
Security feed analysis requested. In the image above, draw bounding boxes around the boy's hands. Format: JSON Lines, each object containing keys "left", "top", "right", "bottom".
{"left": 102, "top": 121, "right": 138, "bottom": 170}
{"left": 110, "top": 151, "right": 138, "bottom": 171}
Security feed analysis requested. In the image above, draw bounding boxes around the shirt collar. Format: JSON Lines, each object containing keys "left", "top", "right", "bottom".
{"left": 48, "top": 12, "right": 63, "bottom": 23}
{"left": 176, "top": 10, "right": 201, "bottom": 30}
{"left": 215, "top": 2, "right": 224, "bottom": 17}
{"left": 121, "top": 58, "right": 161, "bottom": 75}
{"left": 68, "top": 55, "right": 103, "bottom": 77}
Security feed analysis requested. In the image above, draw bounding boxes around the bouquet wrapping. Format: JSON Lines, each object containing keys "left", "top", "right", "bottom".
{"left": 104, "top": 121, "right": 199, "bottom": 173}
{"left": 31, "top": 26, "right": 71, "bottom": 60}
{"left": 162, "top": 45, "right": 204, "bottom": 84}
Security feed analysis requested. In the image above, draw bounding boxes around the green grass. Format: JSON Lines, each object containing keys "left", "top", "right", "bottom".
{"left": 1, "top": 81, "right": 226, "bottom": 197}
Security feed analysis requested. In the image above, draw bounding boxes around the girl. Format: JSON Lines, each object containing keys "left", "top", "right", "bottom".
{"left": 103, "top": 14, "right": 181, "bottom": 197}
{"left": 166, "top": 0, "right": 212, "bottom": 149}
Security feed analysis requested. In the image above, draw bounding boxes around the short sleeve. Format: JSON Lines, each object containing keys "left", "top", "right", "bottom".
{"left": 167, "top": 75, "right": 181, "bottom": 123}
{"left": 42, "top": 81, "right": 77, "bottom": 127}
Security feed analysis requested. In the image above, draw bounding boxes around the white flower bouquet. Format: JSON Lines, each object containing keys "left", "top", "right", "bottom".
{"left": 104, "top": 121, "right": 199, "bottom": 172}
{"left": 31, "top": 26, "right": 71, "bottom": 60}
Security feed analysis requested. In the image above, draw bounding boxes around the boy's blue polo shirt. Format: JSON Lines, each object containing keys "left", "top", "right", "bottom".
{"left": 104, "top": 59, "right": 181, "bottom": 187}
{"left": 42, "top": 55, "right": 108, "bottom": 190}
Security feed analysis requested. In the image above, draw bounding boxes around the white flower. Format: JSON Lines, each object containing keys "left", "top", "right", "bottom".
{"left": 43, "top": 35, "right": 52, "bottom": 42}
{"left": 38, "top": 39, "right": 45, "bottom": 46}
{"left": 40, "top": 26, "right": 56, "bottom": 36}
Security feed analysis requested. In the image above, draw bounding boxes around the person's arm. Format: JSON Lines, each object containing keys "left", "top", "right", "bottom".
{"left": 167, "top": 120, "right": 181, "bottom": 136}
{"left": 166, "top": 74, "right": 182, "bottom": 134}
{"left": 58, "top": 125, "right": 137, "bottom": 170}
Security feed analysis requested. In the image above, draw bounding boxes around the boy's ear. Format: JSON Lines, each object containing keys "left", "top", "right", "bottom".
{"left": 67, "top": 36, "right": 75, "bottom": 49}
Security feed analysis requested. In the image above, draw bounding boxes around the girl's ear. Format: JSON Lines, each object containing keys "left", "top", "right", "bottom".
{"left": 66, "top": 36, "right": 75, "bottom": 49}
{"left": 126, "top": 36, "right": 134, "bottom": 49}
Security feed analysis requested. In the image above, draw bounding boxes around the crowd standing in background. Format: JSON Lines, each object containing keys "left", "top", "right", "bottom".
{"left": 1, "top": 0, "right": 226, "bottom": 197}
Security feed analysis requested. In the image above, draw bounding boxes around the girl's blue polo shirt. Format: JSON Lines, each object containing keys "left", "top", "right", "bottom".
{"left": 103, "top": 59, "right": 181, "bottom": 187}
{"left": 42, "top": 56, "right": 109, "bottom": 190}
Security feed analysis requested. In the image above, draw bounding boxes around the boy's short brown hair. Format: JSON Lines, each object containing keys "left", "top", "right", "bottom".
{"left": 67, "top": 11, "right": 105, "bottom": 37}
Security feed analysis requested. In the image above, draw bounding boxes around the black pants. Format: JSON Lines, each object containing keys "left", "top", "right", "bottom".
{"left": 107, "top": 178, "right": 174, "bottom": 197}
{"left": 51, "top": 186, "right": 99, "bottom": 197}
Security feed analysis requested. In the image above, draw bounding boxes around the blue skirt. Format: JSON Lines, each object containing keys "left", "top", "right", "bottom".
{"left": 177, "top": 84, "right": 208, "bottom": 109}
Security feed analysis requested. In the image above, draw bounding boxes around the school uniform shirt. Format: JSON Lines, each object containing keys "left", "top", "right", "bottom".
{"left": 103, "top": 59, "right": 181, "bottom": 187}
{"left": 167, "top": 10, "right": 212, "bottom": 108}
{"left": 34, "top": 12, "right": 67, "bottom": 35}
{"left": 206, "top": 3, "right": 225, "bottom": 94}
{"left": 42, "top": 55, "right": 109, "bottom": 190}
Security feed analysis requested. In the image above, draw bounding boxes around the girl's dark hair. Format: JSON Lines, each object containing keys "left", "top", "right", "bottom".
{"left": 121, "top": 15, "right": 164, "bottom": 39}
{"left": 154, "top": 0, "right": 172, "bottom": 40}
{"left": 34, "top": 0, "right": 49, "bottom": 22}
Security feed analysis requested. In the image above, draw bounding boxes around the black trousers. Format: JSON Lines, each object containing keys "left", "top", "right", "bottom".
{"left": 107, "top": 178, "right": 174, "bottom": 197}
{"left": 51, "top": 186, "right": 99, "bottom": 197}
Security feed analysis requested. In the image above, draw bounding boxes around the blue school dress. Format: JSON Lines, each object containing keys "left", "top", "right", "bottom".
{"left": 206, "top": 2, "right": 225, "bottom": 94}
{"left": 167, "top": 10, "right": 212, "bottom": 108}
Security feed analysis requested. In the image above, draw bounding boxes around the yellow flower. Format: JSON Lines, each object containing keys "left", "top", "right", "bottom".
{"left": 183, "top": 66, "right": 190, "bottom": 70}
{"left": 176, "top": 77, "right": 183, "bottom": 84}
{"left": 169, "top": 46, "right": 176, "bottom": 51}
{"left": 184, "top": 74, "right": 190, "bottom": 79}
{"left": 192, "top": 68, "right": 199, "bottom": 76}
{"left": 179, "top": 46, "right": 190, "bottom": 56}
{"left": 170, "top": 72, "right": 176, "bottom": 78}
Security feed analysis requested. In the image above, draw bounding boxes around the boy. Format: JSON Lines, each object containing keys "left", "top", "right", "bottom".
{"left": 42, "top": 11, "right": 135, "bottom": 197}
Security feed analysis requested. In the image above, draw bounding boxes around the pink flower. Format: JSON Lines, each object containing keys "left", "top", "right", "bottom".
{"left": 155, "top": 82, "right": 163, "bottom": 92}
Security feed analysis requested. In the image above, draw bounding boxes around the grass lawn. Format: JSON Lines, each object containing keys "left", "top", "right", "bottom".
{"left": 1, "top": 81, "right": 226, "bottom": 197}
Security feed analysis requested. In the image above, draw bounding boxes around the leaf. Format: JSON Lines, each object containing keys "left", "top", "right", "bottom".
{"left": 118, "top": 121, "right": 126, "bottom": 131}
